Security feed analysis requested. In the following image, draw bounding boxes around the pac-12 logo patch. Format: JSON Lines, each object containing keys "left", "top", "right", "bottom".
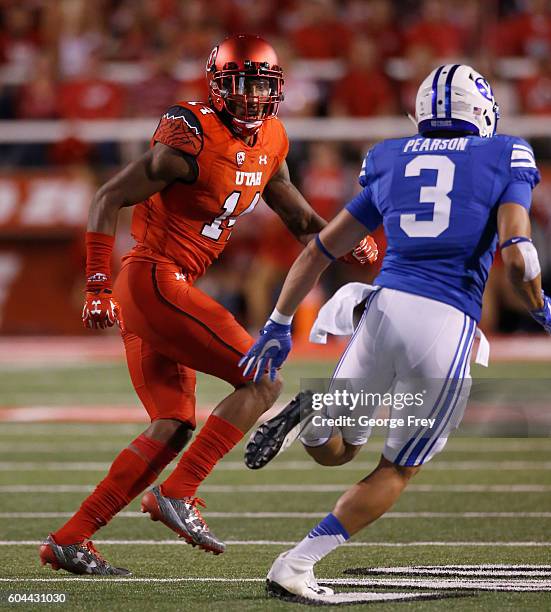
{"left": 236, "top": 151, "right": 246, "bottom": 166}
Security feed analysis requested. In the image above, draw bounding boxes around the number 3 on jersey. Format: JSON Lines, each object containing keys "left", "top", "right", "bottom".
{"left": 400, "top": 155, "right": 455, "bottom": 238}
{"left": 201, "top": 191, "right": 261, "bottom": 241}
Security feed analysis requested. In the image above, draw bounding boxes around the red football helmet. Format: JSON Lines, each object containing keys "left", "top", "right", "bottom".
{"left": 206, "top": 34, "right": 284, "bottom": 136}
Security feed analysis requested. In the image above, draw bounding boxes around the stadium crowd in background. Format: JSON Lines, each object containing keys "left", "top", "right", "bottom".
{"left": 1, "top": 0, "right": 550, "bottom": 335}
{"left": 3, "top": 0, "right": 551, "bottom": 122}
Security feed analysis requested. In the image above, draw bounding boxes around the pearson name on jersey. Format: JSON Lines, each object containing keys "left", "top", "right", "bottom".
{"left": 403, "top": 137, "right": 469, "bottom": 153}
{"left": 347, "top": 134, "right": 540, "bottom": 321}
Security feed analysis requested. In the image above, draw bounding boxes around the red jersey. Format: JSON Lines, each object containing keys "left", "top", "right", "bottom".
{"left": 128, "top": 101, "right": 289, "bottom": 279}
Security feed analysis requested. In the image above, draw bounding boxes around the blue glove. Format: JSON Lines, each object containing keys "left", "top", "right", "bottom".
{"left": 530, "top": 293, "right": 551, "bottom": 334}
{"left": 239, "top": 320, "right": 292, "bottom": 382}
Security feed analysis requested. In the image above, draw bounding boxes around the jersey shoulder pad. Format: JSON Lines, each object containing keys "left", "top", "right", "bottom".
{"left": 501, "top": 134, "right": 540, "bottom": 189}
{"left": 358, "top": 141, "right": 384, "bottom": 188}
{"left": 152, "top": 103, "right": 205, "bottom": 156}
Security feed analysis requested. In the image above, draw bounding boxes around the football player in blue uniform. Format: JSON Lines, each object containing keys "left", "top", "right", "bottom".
{"left": 240, "top": 64, "right": 551, "bottom": 601}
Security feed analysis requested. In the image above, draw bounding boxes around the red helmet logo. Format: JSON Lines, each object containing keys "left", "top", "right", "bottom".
{"left": 206, "top": 34, "right": 284, "bottom": 133}
{"left": 206, "top": 46, "right": 218, "bottom": 73}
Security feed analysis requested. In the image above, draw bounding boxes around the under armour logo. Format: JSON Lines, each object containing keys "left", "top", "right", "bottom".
{"left": 73, "top": 552, "right": 97, "bottom": 573}
{"left": 87, "top": 273, "right": 108, "bottom": 283}
{"left": 175, "top": 272, "right": 187, "bottom": 281}
{"left": 259, "top": 155, "right": 268, "bottom": 165}
{"left": 91, "top": 300, "right": 102, "bottom": 315}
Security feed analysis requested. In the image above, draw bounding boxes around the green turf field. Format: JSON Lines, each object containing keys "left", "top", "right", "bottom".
{"left": 0, "top": 360, "right": 550, "bottom": 610}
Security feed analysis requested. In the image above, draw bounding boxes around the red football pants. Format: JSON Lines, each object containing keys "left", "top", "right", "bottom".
{"left": 114, "top": 259, "right": 254, "bottom": 428}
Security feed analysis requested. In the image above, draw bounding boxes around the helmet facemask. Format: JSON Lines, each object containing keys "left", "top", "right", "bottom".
{"left": 206, "top": 35, "right": 285, "bottom": 137}
{"left": 211, "top": 63, "right": 283, "bottom": 126}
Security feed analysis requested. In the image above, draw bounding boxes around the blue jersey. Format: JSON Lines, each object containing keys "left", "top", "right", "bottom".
{"left": 346, "top": 134, "right": 540, "bottom": 321}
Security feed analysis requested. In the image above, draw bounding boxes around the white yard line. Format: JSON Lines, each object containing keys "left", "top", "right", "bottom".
{"left": 2, "top": 511, "right": 551, "bottom": 519}
{"left": 0, "top": 578, "right": 263, "bottom": 584}
{"left": 1, "top": 483, "right": 550, "bottom": 494}
{"left": 0, "top": 425, "right": 142, "bottom": 437}
{"left": 360, "top": 565, "right": 551, "bottom": 577}
{"left": 0, "top": 443, "right": 137, "bottom": 453}
{"left": 0, "top": 576, "right": 549, "bottom": 592}
{"left": 1, "top": 441, "right": 549, "bottom": 453}
{"left": 1, "top": 540, "right": 550, "bottom": 547}
{"left": 323, "top": 577, "right": 551, "bottom": 591}
{"left": 1, "top": 460, "right": 551, "bottom": 471}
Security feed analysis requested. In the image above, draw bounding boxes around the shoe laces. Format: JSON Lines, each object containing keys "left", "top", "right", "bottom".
{"left": 83, "top": 540, "right": 106, "bottom": 564}
{"left": 184, "top": 497, "right": 207, "bottom": 527}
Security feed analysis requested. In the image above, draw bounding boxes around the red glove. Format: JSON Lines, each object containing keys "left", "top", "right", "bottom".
{"left": 340, "top": 235, "right": 378, "bottom": 265}
{"left": 82, "top": 233, "right": 123, "bottom": 330}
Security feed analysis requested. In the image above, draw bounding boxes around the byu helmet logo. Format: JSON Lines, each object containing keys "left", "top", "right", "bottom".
{"left": 475, "top": 77, "right": 493, "bottom": 102}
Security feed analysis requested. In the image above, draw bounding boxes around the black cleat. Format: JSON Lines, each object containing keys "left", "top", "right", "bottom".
{"left": 141, "top": 485, "right": 225, "bottom": 555}
{"left": 245, "top": 390, "right": 314, "bottom": 470}
{"left": 39, "top": 535, "right": 131, "bottom": 576}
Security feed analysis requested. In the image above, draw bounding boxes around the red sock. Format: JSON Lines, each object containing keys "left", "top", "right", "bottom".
{"left": 53, "top": 434, "right": 177, "bottom": 545}
{"left": 161, "top": 415, "right": 243, "bottom": 499}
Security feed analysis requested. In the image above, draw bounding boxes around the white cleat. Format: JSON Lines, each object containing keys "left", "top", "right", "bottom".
{"left": 266, "top": 552, "right": 334, "bottom": 601}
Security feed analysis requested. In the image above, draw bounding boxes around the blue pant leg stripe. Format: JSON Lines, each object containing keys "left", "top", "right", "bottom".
{"left": 395, "top": 313, "right": 467, "bottom": 466}
{"left": 407, "top": 320, "right": 475, "bottom": 466}
{"left": 406, "top": 319, "right": 475, "bottom": 466}
{"left": 418, "top": 326, "right": 476, "bottom": 464}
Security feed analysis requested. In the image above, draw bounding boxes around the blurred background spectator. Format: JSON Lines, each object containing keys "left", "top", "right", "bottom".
{"left": 329, "top": 35, "right": 396, "bottom": 117}
{"left": 1, "top": 0, "right": 551, "bottom": 335}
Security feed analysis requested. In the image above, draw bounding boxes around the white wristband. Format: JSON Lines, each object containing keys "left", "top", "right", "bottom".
{"left": 269, "top": 308, "right": 294, "bottom": 325}
{"left": 517, "top": 241, "right": 541, "bottom": 281}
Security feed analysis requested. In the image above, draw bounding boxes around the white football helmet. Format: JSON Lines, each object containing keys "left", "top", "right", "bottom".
{"left": 416, "top": 64, "right": 500, "bottom": 138}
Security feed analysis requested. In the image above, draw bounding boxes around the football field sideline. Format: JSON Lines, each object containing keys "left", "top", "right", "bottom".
{"left": 2, "top": 335, "right": 551, "bottom": 364}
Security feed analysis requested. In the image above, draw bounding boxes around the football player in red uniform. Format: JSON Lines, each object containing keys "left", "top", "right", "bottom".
{"left": 39, "top": 34, "right": 378, "bottom": 575}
